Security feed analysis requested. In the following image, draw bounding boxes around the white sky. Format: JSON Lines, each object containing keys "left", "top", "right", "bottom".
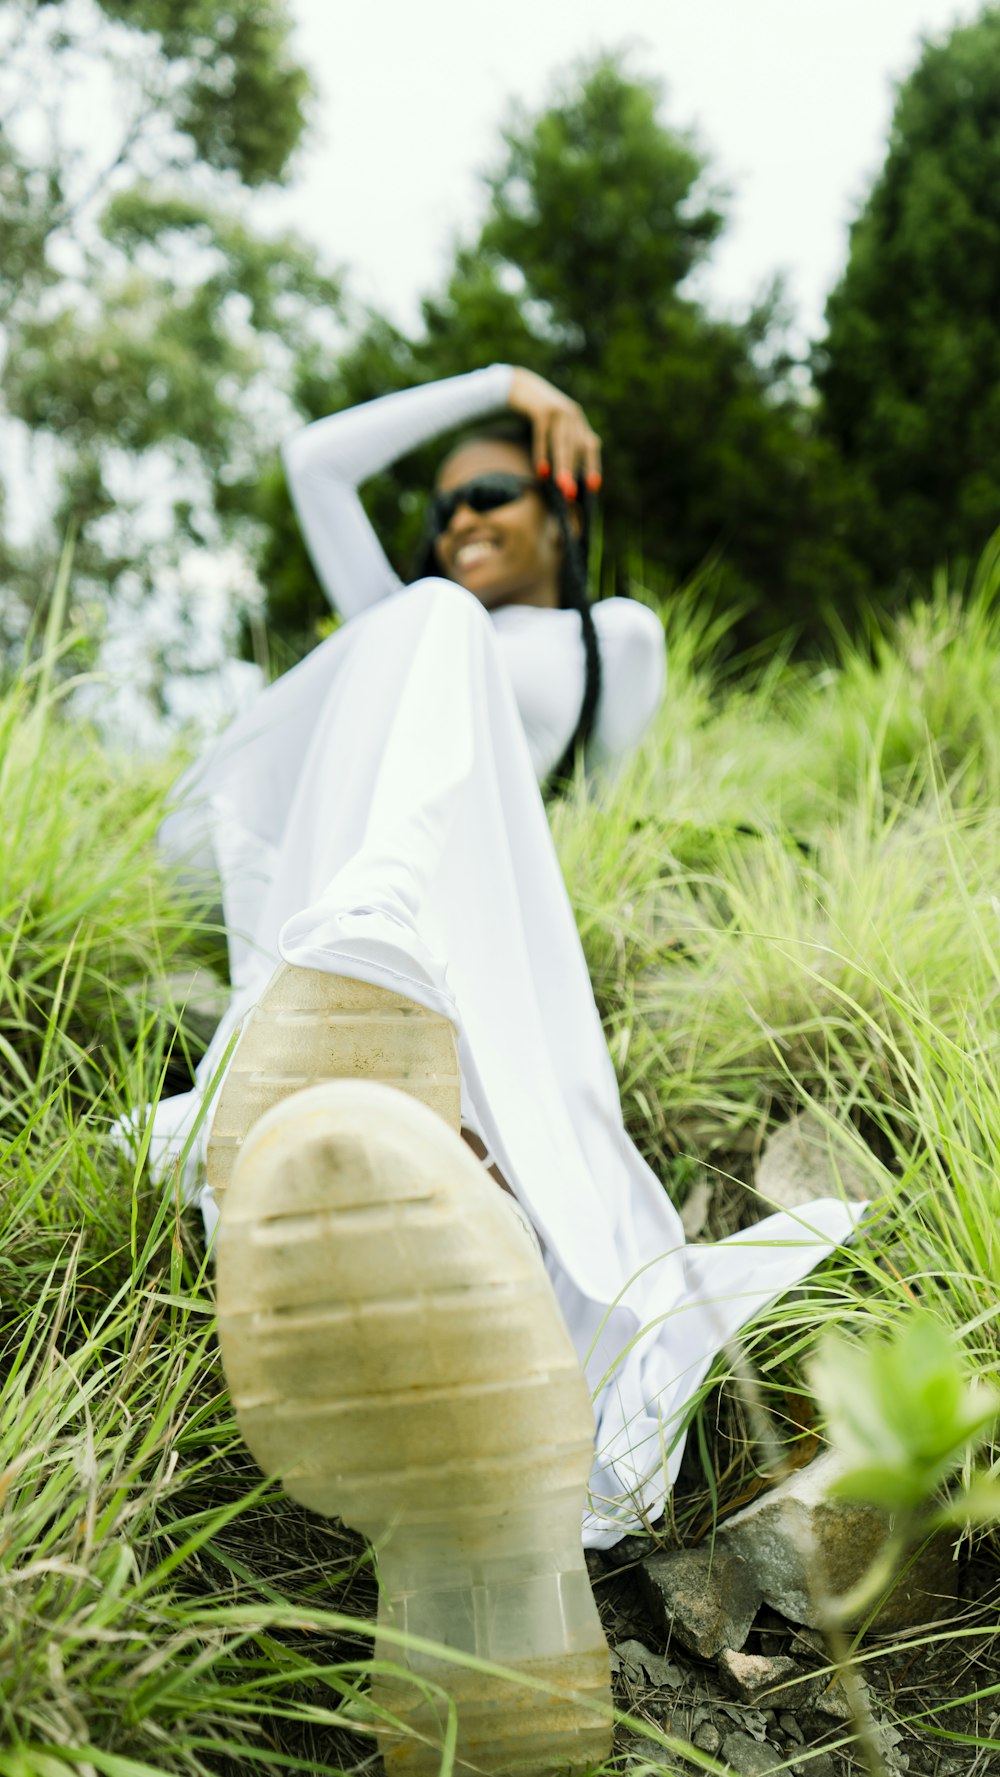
{"left": 266, "top": 0, "right": 984, "bottom": 346}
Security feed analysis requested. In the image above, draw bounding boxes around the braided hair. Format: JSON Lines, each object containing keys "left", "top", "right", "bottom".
{"left": 414, "top": 417, "right": 602, "bottom": 793}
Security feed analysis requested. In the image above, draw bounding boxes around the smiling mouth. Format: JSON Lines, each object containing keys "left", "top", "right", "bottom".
{"left": 453, "top": 539, "right": 500, "bottom": 570}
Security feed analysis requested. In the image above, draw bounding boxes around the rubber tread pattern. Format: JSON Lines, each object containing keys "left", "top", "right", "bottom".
{"left": 216, "top": 1080, "right": 612, "bottom": 1775}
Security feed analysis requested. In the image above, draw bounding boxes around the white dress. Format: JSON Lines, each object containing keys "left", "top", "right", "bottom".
{"left": 152, "top": 366, "right": 862, "bottom": 1549}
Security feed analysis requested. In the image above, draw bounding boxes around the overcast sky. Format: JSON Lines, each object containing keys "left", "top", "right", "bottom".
{"left": 265, "top": 0, "right": 983, "bottom": 348}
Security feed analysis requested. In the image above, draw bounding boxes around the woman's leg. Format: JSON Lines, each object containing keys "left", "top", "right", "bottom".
{"left": 247, "top": 580, "right": 629, "bottom": 1299}
{"left": 203, "top": 579, "right": 684, "bottom": 1516}
{"left": 210, "top": 582, "right": 614, "bottom": 1768}
{"left": 175, "top": 573, "right": 861, "bottom": 1554}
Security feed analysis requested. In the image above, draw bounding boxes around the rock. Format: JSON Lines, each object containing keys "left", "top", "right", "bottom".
{"left": 136, "top": 968, "right": 230, "bottom": 1045}
{"left": 680, "top": 1175, "right": 713, "bottom": 1238}
{"left": 811, "top": 1674, "right": 859, "bottom": 1722}
{"left": 755, "top": 1107, "right": 871, "bottom": 1212}
{"left": 625, "top": 1739, "right": 669, "bottom": 1771}
{"left": 720, "top": 1732, "right": 785, "bottom": 1774}
{"left": 599, "top": 1530, "right": 662, "bottom": 1570}
{"left": 717, "top": 1702, "right": 771, "bottom": 1742}
{"left": 778, "top": 1711, "right": 804, "bottom": 1744}
{"left": 614, "top": 1638, "right": 684, "bottom": 1689}
{"left": 791, "top": 1758, "right": 836, "bottom": 1777}
{"left": 718, "top": 1450, "right": 959, "bottom": 1630}
{"left": 876, "top": 1718, "right": 910, "bottom": 1772}
{"left": 638, "top": 1547, "right": 761, "bottom": 1659}
{"left": 691, "top": 1720, "right": 722, "bottom": 1754}
{"left": 801, "top": 1674, "right": 912, "bottom": 1767}
{"left": 584, "top": 1547, "right": 605, "bottom": 1584}
{"left": 717, "top": 1649, "right": 807, "bottom": 1707}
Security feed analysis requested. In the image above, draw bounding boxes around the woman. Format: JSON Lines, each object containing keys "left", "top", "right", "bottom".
{"left": 152, "top": 364, "right": 861, "bottom": 1772}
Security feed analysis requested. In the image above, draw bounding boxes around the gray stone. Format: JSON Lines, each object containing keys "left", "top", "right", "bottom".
{"left": 614, "top": 1637, "right": 684, "bottom": 1689}
{"left": 803, "top": 1675, "right": 906, "bottom": 1768}
{"left": 755, "top": 1107, "right": 871, "bottom": 1213}
{"left": 638, "top": 1547, "right": 761, "bottom": 1659}
{"left": 829, "top": 1676, "right": 900, "bottom": 1733}
{"left": 876, "top": 1718, "right": 909, "bottom": 1773}
{"left": 625, "top": 1739, "right": 669, "bottom": 1771}
{"left": 717, "top": 1649, "right": 807, "bottom": 1707}
{"left": 691, "top": 1720, "right": 722, "bottom": 1754}
{"left": 778, "top": 1711, "right": 804, "bottom": 1744}
{"left": 718, "top": 1450, "right": 959, "bottom": 1630}
{"left": 811, "top": 1675, "right": 856, "bottom": 1722}
{"left": 716, "top": 1702, "right": 770, "bottom": 1739}
{"left": 720, "top": 1732, "right": 784, "bottom": 1775}
{"left": 133, "top": 967, "right": 230, "bottom": 1045}
{"left": 599, "top": 1530, "right": 662, "bottom": 1570}
{"left": 584, "top": 1547, "right": 605, "bottom": 1585}
{"left": 680, "top": 1175, "right": 713, "bottom": 1238}
{"left": 791, "top": 1759, "right": 836, "bottom": 1777}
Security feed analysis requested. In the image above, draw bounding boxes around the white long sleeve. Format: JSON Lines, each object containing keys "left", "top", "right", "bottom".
{"left": 281, "top": 363, "right": 667, "bottom": 769}
{"left": 281, "top": 364, "right": 514, "bottom": 620}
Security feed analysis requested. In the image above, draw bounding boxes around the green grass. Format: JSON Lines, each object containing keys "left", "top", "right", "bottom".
{"left": 3, "top": 547, "right": 1000, "bottom": 1772}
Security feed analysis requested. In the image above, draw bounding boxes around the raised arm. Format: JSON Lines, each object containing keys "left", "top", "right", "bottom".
{"left": 281, "top": 364, "right": 514, "bottom": 620}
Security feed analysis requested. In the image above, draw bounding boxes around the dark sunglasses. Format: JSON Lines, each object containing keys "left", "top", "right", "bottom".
{"left": 428, "top": 472, "right": 541, "bottom": 538}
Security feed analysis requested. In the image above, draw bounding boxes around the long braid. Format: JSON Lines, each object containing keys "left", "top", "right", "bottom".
{"left": 546, "top": 489, "right": 602, "bottom": 794}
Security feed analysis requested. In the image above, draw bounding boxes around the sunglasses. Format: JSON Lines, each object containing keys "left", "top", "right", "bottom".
{"left": 428, "top": 472, "right": 541, "bottom": 538}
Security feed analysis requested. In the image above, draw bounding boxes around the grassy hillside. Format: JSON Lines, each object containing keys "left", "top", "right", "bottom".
{"left": 2, "top": 548, "right": 999, "bottom": 1773}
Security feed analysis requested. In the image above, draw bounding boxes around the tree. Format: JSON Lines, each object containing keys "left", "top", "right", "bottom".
{"left": 817, "top": 9, "right": 1000, "bottom": 587}
{"left": 0, "top": 0, "right": 339, "bottom": 685}
{"left": 262, "top": 58, "right": 866, "bottom": 650}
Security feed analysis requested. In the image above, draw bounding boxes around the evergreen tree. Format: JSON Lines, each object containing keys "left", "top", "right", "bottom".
{"left": 262, "top": 59, "right": 865, "bottom": 650}
{"left": 818, "top": 9, "right": 1000, "bottom": 586}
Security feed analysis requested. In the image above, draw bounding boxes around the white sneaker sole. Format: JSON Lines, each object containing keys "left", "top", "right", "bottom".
{"left": 206, "top": 962, "right": 462, "bottom": 1203}
{"left": 216, "top": 1081, "right": 613, "bottom": 1776}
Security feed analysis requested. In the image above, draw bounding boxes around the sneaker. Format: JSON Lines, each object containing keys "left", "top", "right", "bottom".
{"left": 215, "top": 1077, "right": 613, "bottom": 1775}
{"left": 206, "top": 962, "right": 463, "bottom": 1204}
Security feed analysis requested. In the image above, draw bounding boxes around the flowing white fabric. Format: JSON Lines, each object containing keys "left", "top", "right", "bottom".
{"left": 148, "top": 369, "right": 865, "bottom": 1548}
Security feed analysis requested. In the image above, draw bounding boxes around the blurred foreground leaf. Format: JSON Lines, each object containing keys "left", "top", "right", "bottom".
{"left": 810, "top": 1313, "right": 999, "bottom": 1515}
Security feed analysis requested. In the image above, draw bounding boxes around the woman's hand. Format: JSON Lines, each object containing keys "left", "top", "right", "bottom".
{"left": 507, "top": 368, "right": 602, "bottom": 500}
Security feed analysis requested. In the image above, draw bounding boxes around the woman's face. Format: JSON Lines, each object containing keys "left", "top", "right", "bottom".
{"left": 432, "top": 440, "right": 564, "bottom": 611}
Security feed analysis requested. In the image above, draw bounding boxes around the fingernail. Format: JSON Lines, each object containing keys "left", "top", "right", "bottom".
{"left": 556, "top": 471, "right": 577, "bottom": 500}
{"left": 536, "top": 459, "right": 551, "bottom": 479}
{"left": 586, "top": 471, "right": 602, "bottom": 493}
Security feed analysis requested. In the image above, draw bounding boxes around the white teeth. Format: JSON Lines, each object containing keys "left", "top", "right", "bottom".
{"left": 455, "top": 541, "right": 497, "bottom": 568}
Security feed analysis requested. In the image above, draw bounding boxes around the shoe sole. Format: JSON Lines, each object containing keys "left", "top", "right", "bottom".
{"left": 206, "top": 962, "right": 462, "bottom": 1203}
{"left": 216, "top": 1080, "right": 613, "bottom": 1776}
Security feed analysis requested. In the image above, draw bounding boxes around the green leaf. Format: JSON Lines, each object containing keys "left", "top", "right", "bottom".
{"left": 809, "top": 1313, "right": 1000, "bottom": 1517}
{"left": 932, "top": 1478, "right": 1000, "bottom": 1528}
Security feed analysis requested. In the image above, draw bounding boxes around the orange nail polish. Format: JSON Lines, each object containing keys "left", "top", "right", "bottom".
{"left": 556, "top": 471, "right": 577, "bottom": 500}
{"left": 586, "top": 471, "right": 602, "bottom": 493}
{"left": 536, "top": 459, "right": 551, "bottom": 478}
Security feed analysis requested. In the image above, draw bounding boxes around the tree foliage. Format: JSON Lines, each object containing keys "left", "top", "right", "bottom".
{"left": 91, "top": 0, "right": 311, "bottom": 186}
{"left": 0, "top": 0, "right": 336, "bottom": 668}
{"left": 817, "top": 9, "right": 1000, "bottom": 585}
{"left": 262, "top": 59, "right": 867, "bottom": 650}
